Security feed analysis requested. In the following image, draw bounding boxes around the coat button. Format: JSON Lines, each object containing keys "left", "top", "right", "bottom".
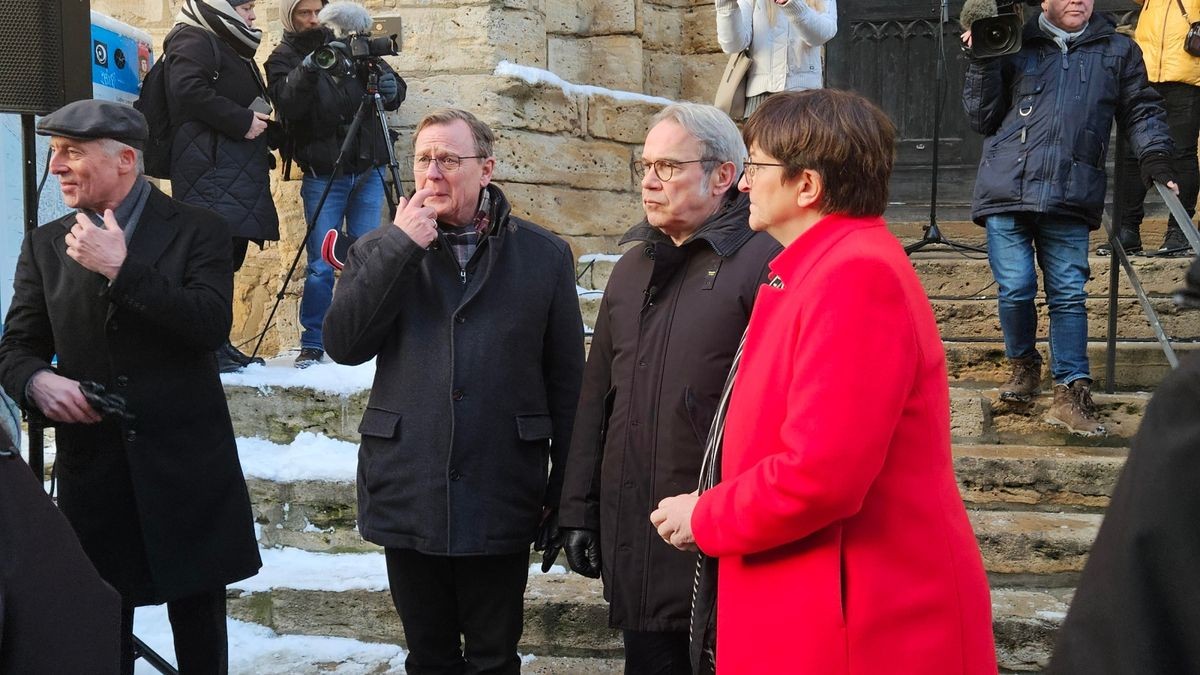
{"left": 125, "top": 430, "right": 137, "bottom": 442}
{"left": 115, "top": 375, "right": 129, "bottom": 387}
{"left": 623, "top": 480, "right": 634, "bottom": 489}
{"left": 455, "top": 314, "right": 465, "bottom": 324}
{"left": 449, "top": 468, "right": 463, "bottom": 481}
{"left": 452, "top": 389, "right": 464, "bottom": 401}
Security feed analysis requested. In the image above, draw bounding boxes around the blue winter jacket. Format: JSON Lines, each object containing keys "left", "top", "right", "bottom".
{"left": 963, "top": 13, "right": 1172, "bottom": 228}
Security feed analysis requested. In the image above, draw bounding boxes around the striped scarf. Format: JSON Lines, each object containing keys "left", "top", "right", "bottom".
{"left": 178, "top": 0, "right": 262, "bottom": 59}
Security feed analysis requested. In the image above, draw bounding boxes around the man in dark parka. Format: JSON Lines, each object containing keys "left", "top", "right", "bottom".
{"left": 0, "top": 100, "right": 261, "bottom": 674}
{"left": 1049, "top": 256, "right": 1200, "bottom": 674}
{"left": 323, "top": 108, "right": 584, "bottom": 674}
{"left": 556, "top": 102, "right": 779, "bottom": 672}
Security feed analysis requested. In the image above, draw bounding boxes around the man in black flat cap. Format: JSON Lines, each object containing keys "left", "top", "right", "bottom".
{"left": 0, "top": 99, "right": 261, "bottom": 674}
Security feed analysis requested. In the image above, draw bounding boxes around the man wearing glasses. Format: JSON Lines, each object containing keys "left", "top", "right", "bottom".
{"left": 323, "top": 108, "right": 584, "bottom": 674}
{"left": 556, "top": 103, "right": 778, "bottom": 673}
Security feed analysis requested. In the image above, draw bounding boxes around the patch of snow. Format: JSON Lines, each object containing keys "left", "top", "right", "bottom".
{"left": 1036, "top": 610, "right": 1067, "bottom": 621}
{"left": 495, "top": 61, "right": 675, "bottom": 106}
{"left": 132, "top": 604, "right": 406, "bottom": 674}
{"left": 529, "top": 563, "right": 567, "bottom": 575}
{"left": 221, "top": 355, "right": 375, "bottom": 395}
{"left": 234, "top": 547, "right": 389, "bottom": 593}
{"left": 577, "top": 286, "right": 604, "bottom": 297}
{"left": 238, "top": 433, "right": 359, "bottom": 483}
{"left": 578, "top": 253, "right": 624, "bottom": 263}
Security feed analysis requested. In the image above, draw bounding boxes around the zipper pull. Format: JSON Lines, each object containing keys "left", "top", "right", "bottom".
{"left": 1021, "top": 127, "right": 1027, "bottom": 144}
{"left": 460, "top": 268, "right": 467, "bottom": 285}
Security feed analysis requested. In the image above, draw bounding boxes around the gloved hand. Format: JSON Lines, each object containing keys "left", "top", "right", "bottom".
{"left": 1140, "top": 152, "right": 1175, "bottom": 190}
{"left": 533, "top": 508, "right": 561, "bottom": 573}
{"left": 300, "top": 51, "right": 320, "bottom": 72}
{"left": 562, "top": 528, "right": 602, "bottom": 579}
{"left": 377, "top": 72, "right": 400, "bottom": 103}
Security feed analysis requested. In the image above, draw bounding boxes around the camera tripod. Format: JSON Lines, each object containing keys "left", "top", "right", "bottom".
{"left": 905, "top": 0, "right": 987, "bottom": 256}
{"left": 250, "top": 66, "right": 404, "bottom": 361}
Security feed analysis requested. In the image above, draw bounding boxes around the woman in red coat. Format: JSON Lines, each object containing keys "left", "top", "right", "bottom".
{"left": 651, "top": 90, "right": 997, "bottom": 674}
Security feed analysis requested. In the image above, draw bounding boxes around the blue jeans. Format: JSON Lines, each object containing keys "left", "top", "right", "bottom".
{"left": 299, "top": 168, "right": 386, "bottom": 350}
{"left": 985, "top": 214, "right": 1091, "bottom": 385}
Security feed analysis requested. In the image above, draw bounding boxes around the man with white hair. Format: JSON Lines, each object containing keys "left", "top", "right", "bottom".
{"left": 0, "top": 99, "right": 260, "bottom": 673}
{"left": 556, "top": 103, "right": 779, "bottom": 673}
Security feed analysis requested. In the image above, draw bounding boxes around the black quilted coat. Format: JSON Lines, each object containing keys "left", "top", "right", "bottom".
{"left": 962, "top": 13, "right": 1171, "bottom": 229}
{"left": 165, "top": 24, "right": 279, "bottom": 243}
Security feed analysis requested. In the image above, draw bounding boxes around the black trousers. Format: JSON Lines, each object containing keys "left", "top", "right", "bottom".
{"left": 384, "top": 548, "right": 529, "bottom": 675}
{"left": 119, "top": 588, "right": 228, "bottom": 675}
{"left": 1116, "top": 81, "right": 1200, "bottom": 234}
{"left": 622, "top": 629, "right": 691, "bottom": 675}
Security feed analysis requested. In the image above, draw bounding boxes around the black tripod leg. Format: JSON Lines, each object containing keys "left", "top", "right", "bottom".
{"left": 133, "top": 636, "right": 180, "bottom": 675}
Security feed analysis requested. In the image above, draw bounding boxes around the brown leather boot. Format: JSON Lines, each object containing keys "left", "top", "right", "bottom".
{"left": 999, "top": 355, "right": 1043, "bottom": 403}
{"left": 1045, "top": 380, "right": 1107, "bottom": 437}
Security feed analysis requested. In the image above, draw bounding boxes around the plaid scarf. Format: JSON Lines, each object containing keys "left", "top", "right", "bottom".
{"left": 440, "top": 189, "right": 493, "bottom": 271}
{"left": 178, "top": 0, "right": 262, "bottom": 59}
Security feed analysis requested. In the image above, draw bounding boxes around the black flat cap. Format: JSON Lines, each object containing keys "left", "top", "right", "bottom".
{"left": 36, "top": 99, "right": 148, "bottom": 150}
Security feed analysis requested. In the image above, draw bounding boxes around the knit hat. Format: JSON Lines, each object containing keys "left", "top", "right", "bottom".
{"left": 228, "top": 0, "right": 252, "bottom": 6}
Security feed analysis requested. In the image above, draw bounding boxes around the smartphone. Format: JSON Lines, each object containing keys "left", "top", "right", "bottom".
{"left": 249, "top": 96, "right": 272, "bottom": 115}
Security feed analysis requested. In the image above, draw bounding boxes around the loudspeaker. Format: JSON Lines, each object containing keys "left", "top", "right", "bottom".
{"left": 0, "top": 0, "right": 92, "bottom": 115}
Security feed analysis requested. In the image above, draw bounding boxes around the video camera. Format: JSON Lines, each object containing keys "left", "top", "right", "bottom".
{"left": 961, "top": 0, "right": 1042, "bottom": 59}
{"left": 312, "top": 31, "right": 398, "bottom": 76}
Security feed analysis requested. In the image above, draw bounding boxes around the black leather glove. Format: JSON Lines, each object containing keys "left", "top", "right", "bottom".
{"left": 377, "top": 72, "right": 400, "bottom": 104}
{"left": 533, "top": 509, "right": 561, "bottom": 573}
{"left": 562, "top": 528, "right": 602, "bottom": 578}
{"left": 1140, "top": 152, "right": 1175, "bottom": 190}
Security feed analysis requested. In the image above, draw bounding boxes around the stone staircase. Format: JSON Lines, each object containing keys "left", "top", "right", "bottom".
{"left": 214, "top": 225, "right": 1197, "bottom": 673}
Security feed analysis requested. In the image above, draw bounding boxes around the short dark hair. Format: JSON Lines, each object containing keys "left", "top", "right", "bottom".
{"left": 742, "top": 89, "right": 896, "bottom": 217}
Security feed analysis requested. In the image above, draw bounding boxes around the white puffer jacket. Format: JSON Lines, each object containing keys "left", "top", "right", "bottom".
{"left": 715, "top": 0, "right": 838, "bottom": 96}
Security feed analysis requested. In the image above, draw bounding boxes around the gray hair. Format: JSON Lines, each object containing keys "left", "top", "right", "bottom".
{"left": 649, "top": 103, "right": 745, "bottom": 184}
{"left": 98, "top": 138, "right": 144, "bottom": 175}
{"left": 414, "top": 108, "right": 495, "bottom": 159}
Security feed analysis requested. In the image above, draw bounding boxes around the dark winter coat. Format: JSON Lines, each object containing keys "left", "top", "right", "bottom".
{"left": 1050, "top": 352, "right": 1200, "bottom": 674}
{"left": 963, "top": 13, "right": 1172, "bottom": 228}
{"left": 557, "top": 191, "right": 780, "bottom": 631}
{"left": 323, "top": 184, "right": 585, "bottom": 555}
{"left": 165, "top": 24, "right": 279, "bottom": 243}
{"left": 0, "top": 187, "right": 262, "bottom": 605}
{"left": 265, "top": 27, "right": 405, "bottom": 177}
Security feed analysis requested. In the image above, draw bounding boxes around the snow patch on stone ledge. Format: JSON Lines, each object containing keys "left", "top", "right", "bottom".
{"left": 238, "top": 433, "right": 359, "bottom": 483}
{"left": 221, "top": 355, "right": 375, "bottom": 395}
{"left": 495, "top": 61, "right": 675, "bottom": 106}
{"left": 579, "top": 253, "right": 624, "bottom": 263}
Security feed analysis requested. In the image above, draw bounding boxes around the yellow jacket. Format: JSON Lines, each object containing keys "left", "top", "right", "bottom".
{"left": 1134, "top": 0, "right": 1200, "bottom": 85}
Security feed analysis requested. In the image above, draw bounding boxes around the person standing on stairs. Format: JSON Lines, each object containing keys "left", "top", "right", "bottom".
{"left": 0, "top": 99, "right": 261, "bottom": 675}
{"left": 323, "top": 108, "right": 584, "bottom": 675}
{"left": 961, "top": 0, "right": 1178, "bottom": 436}
{"left": 556, "top": 103, "right": 780, "bottom": 675}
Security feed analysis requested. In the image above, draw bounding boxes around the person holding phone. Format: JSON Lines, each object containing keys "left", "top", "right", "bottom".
{"left": 164, "top": 0, "right": 281, "bottom": 371}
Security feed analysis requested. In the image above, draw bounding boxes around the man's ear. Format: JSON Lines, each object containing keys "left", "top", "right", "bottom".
{"left": 479, "top": 156, "right": 495, "bottom": 188}
{"left": 118, "top": 147, "right": 139, "bottom": 176}
{"left": 711, "top": 161, "right": 738, "bottom": 195}
{"left": 793, "top": 168, "right": 824, "bottom": 211}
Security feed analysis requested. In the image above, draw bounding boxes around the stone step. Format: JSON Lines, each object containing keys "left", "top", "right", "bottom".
{"left": 970, "top": 511, "right": 1100, "bottom": 583}
{"left": 945, "top": 340, "right": 1199, "bottom": 391}
{"left": 954, "top": 445, "right": 1125, "bottom": 513}
{"left": 577, "top": 251, "right": 1195, "bottom": 296}
{"left": 225, "top": 547, "right": 1072, "bottom": 673}
{"left": 951, "top": 387, "right": 1146, "bottom": 447}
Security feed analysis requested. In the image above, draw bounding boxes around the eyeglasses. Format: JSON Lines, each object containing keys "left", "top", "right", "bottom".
{"left": 411, "top": 154, "right": 485, "bottom": 173}
{"left": 741, "top": 160, "right": 786, "bottom": 187}
{"left": 634, "top": 158, "right": 719, "bottom": 183}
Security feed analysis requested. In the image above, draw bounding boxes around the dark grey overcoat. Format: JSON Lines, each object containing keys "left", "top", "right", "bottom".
{"left": 557, "top": 190, "right": 780, "bottom": 631}
{"left": 0, "top": 187, "right": 262, "bottom": 604}
{"left": 323, "top": 184, "right": 585, "bottom": 555}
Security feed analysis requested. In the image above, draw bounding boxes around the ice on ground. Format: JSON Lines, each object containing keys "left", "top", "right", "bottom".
{"left": 578, "top": 253, "right": 624, "bottom": 264}
{"left": 494, "top": 61, "right": 675, "bottom": 106}
{"left": 221, "top": 354, "right": 375, "bottom": 395}
{"left": 530, "top": 563, "right": 567, "bottom": 575}
{"left": 132, "top": 604, "right": 406, "bottom": 674}
{"left": 577, "top": 285, "right": 604, "bottom": 297}
{"left": 238, "top": 433, "right": 359, "bottom": 483}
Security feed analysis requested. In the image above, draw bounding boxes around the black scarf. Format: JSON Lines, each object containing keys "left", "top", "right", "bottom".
{"left": 178, "top": 0, "right": 262, "bottom": 59}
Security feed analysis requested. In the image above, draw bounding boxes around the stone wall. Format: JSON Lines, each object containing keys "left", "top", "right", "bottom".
{"left": 91, "top": 0, "right": 728, "bottom": 355}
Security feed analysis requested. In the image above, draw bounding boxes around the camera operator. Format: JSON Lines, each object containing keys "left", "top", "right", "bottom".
{"left": 266, "top": 0, "right": 406, "bottom": 369}
{"left": 961, "top": 0, "right": 1177, "bottom": 436}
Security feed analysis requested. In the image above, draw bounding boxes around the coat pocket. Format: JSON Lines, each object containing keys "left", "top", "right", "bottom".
{"left": 515, "top": 414, "right": 553, "bottom": 442}
{"left": 1064, "top": 160, "right": 1106, "bottom": 210}
{"left": 359, "top": 407, "right": 401, "bottom": 439}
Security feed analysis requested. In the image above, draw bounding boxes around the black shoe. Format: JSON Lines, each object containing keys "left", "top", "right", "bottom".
{"left": 227, "top": 342, "right": 265, "bottom": 367}
{"left": 1095, "top": 228, "right": 1142, "bottom": 256}
{"left": 294, "top": 348, "right": 324, "bottom": 369}
{"left": 1158, "top": 227, "right": 1191, "bottom": 257}
{"left": 217, "top": 344, "right": 245, "bottom": 374}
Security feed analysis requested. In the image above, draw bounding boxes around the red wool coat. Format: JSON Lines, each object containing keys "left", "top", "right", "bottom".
{"left": 691, "top": 214, "right": 997, "bottom": 674}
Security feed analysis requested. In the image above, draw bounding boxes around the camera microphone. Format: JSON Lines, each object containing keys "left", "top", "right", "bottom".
{"left": 318, "top": 1, "right": 373, "bottom": 36}
{"left": 959, "top": 0, "right": 998, "bottom": 32}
